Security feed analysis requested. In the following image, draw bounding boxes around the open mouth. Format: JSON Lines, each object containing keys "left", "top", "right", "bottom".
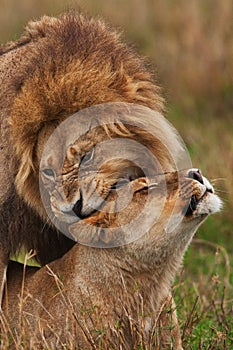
{"left": 60, "top": 193, "right": 86, "bottom": 220}
{"left": 67, "top": 192, "right": 92, "bottom": 220}
{"left": 72, "top": 196, "right": 84, "bottom": 217}
{"left": 185, "top": 187, "right": 213, "bottom": 216}
{"left": 185, "top": 194, "right": 201, "bottom": 216}
{"left": 185, "top": 169, "right": 215, "bottom": 217}
{"left": 67, "top": 190, "right": 108, "bottom": 220}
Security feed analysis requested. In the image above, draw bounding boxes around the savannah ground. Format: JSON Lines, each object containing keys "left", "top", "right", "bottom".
{"left": 0, "top": 0, "right": 232, "bottom": 348}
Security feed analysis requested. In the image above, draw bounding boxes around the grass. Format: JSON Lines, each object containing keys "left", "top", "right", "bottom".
{"left": 0, "top": 0, "right": 232, "bottom": 348}
{"left": 1, "top": 250, "right": 232, "bottom": 349}
{"left": 174, "top": 238, "right": 233, "bottom": 349}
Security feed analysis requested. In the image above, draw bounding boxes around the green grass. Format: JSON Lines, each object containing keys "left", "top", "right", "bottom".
{"left": 174, "top": 270, "right": 233, "bottom": 349}
{"left": 173, "top": 212, "right": 233, "bottom": 349}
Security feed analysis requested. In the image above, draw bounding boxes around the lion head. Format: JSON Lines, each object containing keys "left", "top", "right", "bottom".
{"left": 8, "top": 13, "right": 164, "bottom": 219}
{"left": 38, "top": 102, "right": 189, "bottom": 240}
{"left": 66, "top": 169, "right": 222, "bottom": 247}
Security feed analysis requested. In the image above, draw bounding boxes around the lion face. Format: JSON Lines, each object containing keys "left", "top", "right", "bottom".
{"left": 40, "top": 123, "right": 146, "bottom": 226}
{"left": 66, "top": 169, "right": 222, "bottom": 246}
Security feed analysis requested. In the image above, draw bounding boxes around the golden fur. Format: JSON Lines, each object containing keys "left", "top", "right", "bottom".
{"left": 3, "top": 172, "right": 221, "bottom": 349}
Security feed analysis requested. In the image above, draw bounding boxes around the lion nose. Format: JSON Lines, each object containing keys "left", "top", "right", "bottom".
{"left": 188, "top": 169, "right": 204, "bottom": 184}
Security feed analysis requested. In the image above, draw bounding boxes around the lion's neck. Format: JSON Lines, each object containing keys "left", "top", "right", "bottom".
{"left": 70, "top": 223, "right": 198, "bottom": 314}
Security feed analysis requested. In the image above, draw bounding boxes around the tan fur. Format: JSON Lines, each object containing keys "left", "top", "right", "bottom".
{"left": 3, "top": 173, "right": 221, "bottom": 349}
{"left": 0, "top": 13, "right": 164, "bottom": 269}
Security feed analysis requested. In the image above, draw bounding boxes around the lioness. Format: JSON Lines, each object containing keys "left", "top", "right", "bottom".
{"left": 3, "top": 170, "right": 221, "bottom": 349}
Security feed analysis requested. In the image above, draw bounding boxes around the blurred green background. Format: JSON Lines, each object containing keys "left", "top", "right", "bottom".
{"left": 0, "top": 0, "right": 232, "bottom": 345}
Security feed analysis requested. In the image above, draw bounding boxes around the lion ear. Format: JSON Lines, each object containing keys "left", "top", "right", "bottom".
{"left": 66, "top": 145, "right": 79, "bottom": 161}
{"left": 69, "top": 146, "right": 78, "bottom": 156}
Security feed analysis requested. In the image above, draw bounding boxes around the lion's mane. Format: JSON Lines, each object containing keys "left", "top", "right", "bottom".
{"left": 0, "top": 12, "right": 164, "bottom": 264}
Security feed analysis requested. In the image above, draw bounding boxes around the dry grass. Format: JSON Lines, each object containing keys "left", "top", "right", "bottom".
{"left": 0, "top": 251, "right": 232, "bottom": 349}
{"left": 0, "top": 0, "right": 232, "bottom": 348}
{"left": 0, "top": 255, "right": 181, "bottom": 350}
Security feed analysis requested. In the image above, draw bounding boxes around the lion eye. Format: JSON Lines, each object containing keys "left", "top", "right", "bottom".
{"left": 81, "top": 149, "right": 94, "bottom": 164}
{"left": 110, "top": 179, "right": 130, "bottom": 190}
{"left": 42, "top": 168, "right": 55, "bottom": 178}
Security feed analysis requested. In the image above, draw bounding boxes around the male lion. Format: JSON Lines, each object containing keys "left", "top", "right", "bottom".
{"left": 0, "top": 13, "right": 164, "bottom": 296}
{"left": 3, "top": 170, "right": 222, "bottom": 349}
